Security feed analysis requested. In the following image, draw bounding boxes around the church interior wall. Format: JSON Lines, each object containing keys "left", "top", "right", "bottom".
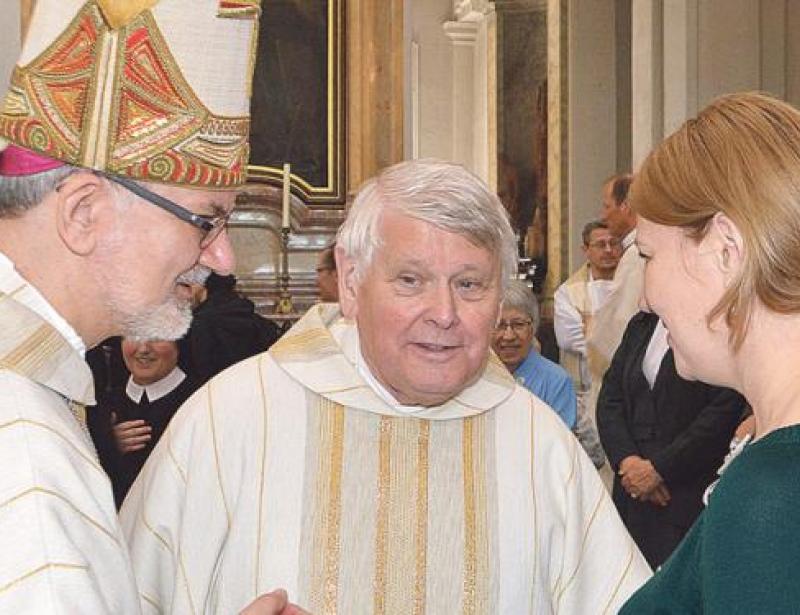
{"left": 5, "top": 0, "right": 800, "bottom": 318}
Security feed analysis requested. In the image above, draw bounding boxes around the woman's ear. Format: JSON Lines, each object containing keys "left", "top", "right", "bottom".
{"left": 53, "top": 172, "right": 108, "bottom": 256}
{"left": 335, "top": 245, "right": 359, "bottom": 318}
{"left": 706, "top": 212, "right": 744, "bottom": 277}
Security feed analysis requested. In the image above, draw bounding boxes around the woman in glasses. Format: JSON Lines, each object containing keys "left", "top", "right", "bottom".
{"left": 620, "top": 92, "right": 800, "bottom": 612}
{"left": 492, "top": 280, "right": 577, "bottom": 430}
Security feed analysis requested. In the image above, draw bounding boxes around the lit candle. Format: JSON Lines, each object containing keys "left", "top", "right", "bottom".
{"left": 282, "top": 163, "right": 291, "bottom": 228}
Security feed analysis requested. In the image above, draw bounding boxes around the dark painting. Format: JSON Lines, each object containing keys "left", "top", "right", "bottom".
{"left": 248, "top": 0, "right": 344, "bottom": 202}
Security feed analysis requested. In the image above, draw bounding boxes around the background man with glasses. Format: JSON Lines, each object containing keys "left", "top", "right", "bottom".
{"left": 554, "top": 220, "right": 623, "bottom": 471}
{"left": 0, "top": 1, "right": 299, "bottom": 613}
{"left": 492, "top": 280, "right": 577, "bottom": 429}
{"left": 555, "top": 221, "right": 622, "bottom": 406}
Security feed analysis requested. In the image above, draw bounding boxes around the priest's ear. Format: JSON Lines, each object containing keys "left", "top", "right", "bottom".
{"left": 53, "top": 171, "right": 110, "bottom": 256}
{"left": 336, "top": 245, "right": 360, "bottom": 318}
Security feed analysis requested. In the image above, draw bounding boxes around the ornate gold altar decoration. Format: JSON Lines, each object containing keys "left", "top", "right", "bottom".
{"left": 0, "top": 0, "right": 261, "bottom": 187}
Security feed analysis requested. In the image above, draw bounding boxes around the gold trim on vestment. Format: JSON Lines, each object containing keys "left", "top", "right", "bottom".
{"left": 0, "top": 418, "right": 104, "bottom": 475}
{"left": 474, "top": 416, "right": 489, "bottom": 613}
{"left": 462, "top": 418, "right": 477, "bottom": 615}
{"left": 140, "top": 592, "right": 161, "bottom": 612}
{"left": 0, "top": 562, "right": 87, "bottom": 595}
{"left": 550, "top": 438, "right": 579, "bottom": 599}
{"left": 269, "top": 327, "right": 339, "bottom": 361}
{"left": 555, "top": 487, "right": 606, "bottom": 605}
{"left": 140, "top": 508, "right": 171, "bottom": 552}
{"left": 413, "top": 420, "right": 430, "bottom": 615}
{"left": 207, "top": 381, "right": 231, "bottom": 528}
{"left": 602, "top": 547, "right": 636, "bottom": 615}
{"left": 372, "top": 416, "right": 392, "bottom": 614}
{"left": 177, "top": 543, "right": 198, "bottom": 615}
{"left": 166, "top": 429, "right": 188, "bottom": 485}
{"left": 0, "top": 324, "right": 65, "bottom": 377}
{"left": 0, "top": 487, "right": 118, "bottom": 544}
{"left": 255, "top": 354, "right": 269, "bottom": 595}
{"left": 321, "top": 402, "right": 345, "bottom": 614}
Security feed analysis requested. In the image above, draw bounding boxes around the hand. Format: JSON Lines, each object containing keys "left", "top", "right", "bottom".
{"left": 619, "top": 455, "right": 662, "bottom": 499}
{"left": 111, "top": 412, "right": 152, "bottom": 454}
{"left": 642, "top": 483, "right": 671, "bottom": 507}
{"left": 240, "top": 589, "right": 309, "bottom": 615}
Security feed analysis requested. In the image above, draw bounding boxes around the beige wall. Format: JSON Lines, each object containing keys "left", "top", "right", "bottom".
{"left": 567, "top": 0, "right": 630, "bottom": 273}
{"left": 633, "top": 0, "right": 800, "bottom": 168}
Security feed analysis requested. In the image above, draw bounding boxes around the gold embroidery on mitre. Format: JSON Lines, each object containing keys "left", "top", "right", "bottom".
{"left": 0, "top": 8, "right": 100, "bottom": 161}
{"left": 0, "top": 2, "right": 251, "bottom": 187}
{"left": 96, "top": 0, "right": 160, "bottom": 29}
{"left": 218, "top": 0, "right": 262, "bottom": 19}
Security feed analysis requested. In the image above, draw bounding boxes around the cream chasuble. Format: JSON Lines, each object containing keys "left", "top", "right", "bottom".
{"left": 121, "top": 304, "right": 650, "bottom": 614}
{"left": 0, "top": 259, "right": 140, "bottom": 613}
{"left": 586, "top": 236, "right": 645, "bottom": 387}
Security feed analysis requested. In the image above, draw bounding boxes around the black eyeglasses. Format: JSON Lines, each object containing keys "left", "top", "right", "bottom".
{"left": 494, "top": 319, "right": 533, "bottom": 334}
{"left": 587, "top": 238, "right": 622, "bottom": 250}
{"left": 101, "top": 173, "right": 230, "bottom": 248}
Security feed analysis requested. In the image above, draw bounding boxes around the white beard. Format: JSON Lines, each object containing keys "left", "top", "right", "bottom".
{"left": 113, "top": 265, "right": 211, "bottom": 342}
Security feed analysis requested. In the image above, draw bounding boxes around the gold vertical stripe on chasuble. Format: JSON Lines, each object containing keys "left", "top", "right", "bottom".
{"left": 307, "top": 398, "right": 346, "bottom": 614}
{"left": 414, "top": 421, "right": 430, "bottom": 615}
{"left": 372, "top": 417, "right": 392, "bottom": 615}
{"left": 373, "top": 417, "right": 431, "bottom": 615}
{"left": 462, "top": 415, "right": 489, "bottom": 615}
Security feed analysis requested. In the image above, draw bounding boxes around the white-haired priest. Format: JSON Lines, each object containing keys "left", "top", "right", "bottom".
{"left": 122, "top": 159, "right": 651, "bottom": 613}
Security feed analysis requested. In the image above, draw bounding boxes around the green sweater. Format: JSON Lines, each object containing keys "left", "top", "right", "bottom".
{"left": 619, "top": 424, "right": 800, "bottom": 614}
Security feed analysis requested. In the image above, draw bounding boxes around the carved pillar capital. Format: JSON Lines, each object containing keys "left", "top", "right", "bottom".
{"left": 443, "top": 20, "right": 479, "bottom": 45}
{"left": 454, "top": 0, "right": 494, "bottom": 22}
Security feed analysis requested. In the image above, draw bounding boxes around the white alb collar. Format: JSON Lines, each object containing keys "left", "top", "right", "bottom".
{"left": 622, "top": 229, "right": 637, "bottom": 251}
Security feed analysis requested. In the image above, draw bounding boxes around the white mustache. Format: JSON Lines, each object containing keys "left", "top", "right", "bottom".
{"left": 177, "top": 265, "right": 211, "bottom": 286}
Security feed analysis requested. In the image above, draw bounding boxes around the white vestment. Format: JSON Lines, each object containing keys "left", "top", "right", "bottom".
{"left": 586, "top": 232, "right": 645, "bottom": 388}
{"left": 554, "top": 264, "right": 615, "bottom": 392}
{"left": 0, "top": 254, "right": 140, "bottom": 613}
{"left": 121, "top": 304, "right": 650, "bottom": 614}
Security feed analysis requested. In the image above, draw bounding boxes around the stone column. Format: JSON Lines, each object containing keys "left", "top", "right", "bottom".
{"left": 443, "top": 0, "right": 496, "bottom": 184}
{"left": 443, "top": 20, "right": 479, "bottom": 171}
{"left": 631, "top": 0, "right": 663, "bottom": 169}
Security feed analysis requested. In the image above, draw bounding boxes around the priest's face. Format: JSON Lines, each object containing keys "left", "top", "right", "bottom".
{"left": 122, "top": 338, "right": 179, "bottom": 386}
{"left": 339, "top": 211, "right": 502, "bottom": 406}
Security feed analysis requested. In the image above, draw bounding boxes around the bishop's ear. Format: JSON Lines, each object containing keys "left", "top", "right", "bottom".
{"left": 53, "top": 171, "right": 109, "bottom": 256}
{"left": 335, "top": 245, "right": 359, "bottom": 318}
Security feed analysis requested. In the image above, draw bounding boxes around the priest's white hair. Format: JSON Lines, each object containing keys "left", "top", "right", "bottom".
{"left": 337, "top": 158, "right": 517, "bottom": 289}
